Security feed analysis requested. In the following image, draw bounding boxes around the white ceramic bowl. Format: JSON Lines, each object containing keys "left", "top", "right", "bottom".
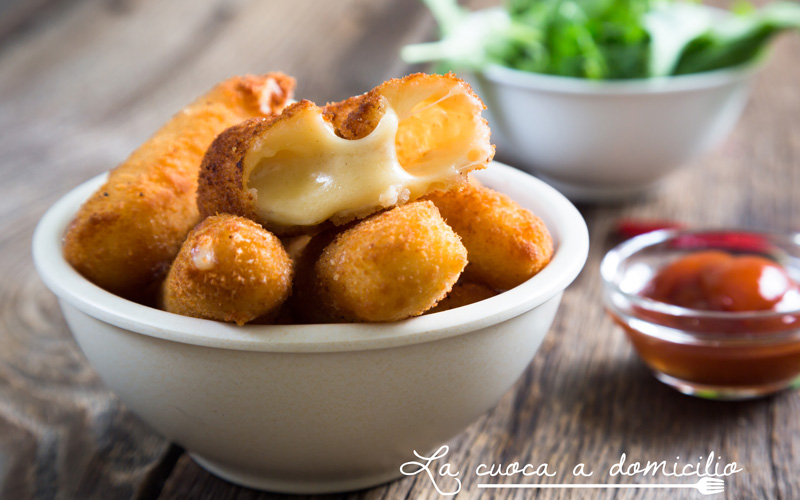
{"left": 32, "top": 162, "right": 588, "bottom": 494}
{"left": 467, "top": 61, "right": 760, "bottom": 201}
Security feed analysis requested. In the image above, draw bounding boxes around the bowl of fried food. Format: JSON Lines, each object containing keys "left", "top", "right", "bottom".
{"left": 33, "top": 72, "right": 588, "bottom": 493}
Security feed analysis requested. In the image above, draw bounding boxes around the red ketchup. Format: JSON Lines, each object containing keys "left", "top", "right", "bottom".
{"left": 613, "top": 250, "right": 800, "bottom": 393}
{"left": 642, "top": 251, "right": 800, "bottom": 313}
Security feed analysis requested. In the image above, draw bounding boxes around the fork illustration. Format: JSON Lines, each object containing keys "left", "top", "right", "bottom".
{"left": 477, "top": 477, "right": 725, "bottom": 495}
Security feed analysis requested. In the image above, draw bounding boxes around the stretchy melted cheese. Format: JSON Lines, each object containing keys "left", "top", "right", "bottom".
{"left": 197, "top": 73, "right": 494, "bottom": 235}
{"left": 245, "top": 106, "right": 409, "bottom": 227}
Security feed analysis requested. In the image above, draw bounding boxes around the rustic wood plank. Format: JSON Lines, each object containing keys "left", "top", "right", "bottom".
{"left": 0, "top": 0, "right": 77, "bottom": 44}
{"left": 0, "top": 207, "right": 177, "bottom": 500}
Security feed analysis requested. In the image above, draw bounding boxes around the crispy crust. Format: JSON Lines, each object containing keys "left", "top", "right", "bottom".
{"left": 424, "top": 183, "right": 554, "bottom": 290}
{"left": 196, "top": 117, "right": 266, "bottom": 223}
{"left": 63, "top": 73, "right": 295, "bottom": 300}
{"left": 314, "top": 201, "right": 468, "bottom": 322}
{"left": 323, "top": 72, "right": 488, "bottom": 139}
{"left": 197, "top": 73, "right": 493, "bottom": 236}
{"left": 323, "top": 73, "right": 495, "bottom": 175}
{"left": 161, "top": 214, "right": 293, "bottom": 325}
{"left": 196, "top": 100, "right": 324, "bottom": 235}
{"left": 322, "top": 91, "right": 386, "bottom": 140}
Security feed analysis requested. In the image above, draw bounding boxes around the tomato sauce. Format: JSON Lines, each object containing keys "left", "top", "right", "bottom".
{"left": 613, "top": 251, "right": 800, "bottom": 394}
{"left": 642, "top": 251, "right": 800, "bottom": 313}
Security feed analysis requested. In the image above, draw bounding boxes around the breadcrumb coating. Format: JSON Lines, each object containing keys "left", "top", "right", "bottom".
{"left": 197, "top": 73, "right": 493, "bottom": 235}
{"left": 64, "top": 73, "right": 295, "bottom": 300}
{"left": 314, "top": 201, "right": 468, "bottom": 322}
{"left": 425, "top": 183, "right": 553, "bottom": 290}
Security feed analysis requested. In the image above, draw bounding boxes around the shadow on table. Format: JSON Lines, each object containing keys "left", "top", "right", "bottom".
{"left": 559, "top": 354, "right": 773, "bottom": 450}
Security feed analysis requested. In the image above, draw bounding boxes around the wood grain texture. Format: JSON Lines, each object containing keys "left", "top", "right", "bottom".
{"left": 1, "top": 0, "right": 798, "bottom": 498}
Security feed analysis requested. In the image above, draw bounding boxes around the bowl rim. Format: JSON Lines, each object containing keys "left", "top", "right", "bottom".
{"left": 601, "top": 228, "right": 800, "bottom": 343}
{"left": 33, "top": 161, "right": 589, "bottom": 353}
{"left": 478, "top": 58, "right": 763, "bottom": 96}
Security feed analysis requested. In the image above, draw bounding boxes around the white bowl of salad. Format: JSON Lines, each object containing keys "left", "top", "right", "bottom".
{"left": 403, "top": 0, "right": 800, "bottom": 201}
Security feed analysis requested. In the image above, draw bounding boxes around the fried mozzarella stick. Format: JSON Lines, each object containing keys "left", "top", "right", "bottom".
{"left": 197, "top": 73, "right": 493, "bottom": 235}
{"left": 64, "top": 74, "right": 295, "bottom": 300}
{"left": 162, "top": 215, "right": 293, "bottom": 325}
{"left": 311, "top": 201, "right": 468, "bottom": 322}
{"left": 425, "top": 183, "right": 554, "bottom": 290}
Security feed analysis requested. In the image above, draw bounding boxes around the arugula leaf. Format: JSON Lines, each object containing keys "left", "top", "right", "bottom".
{"left": 401, "top": 3, "right": 516, "bottom": 70}
{"left": 402, "top": 0, "right": 800, "bottom": 80}
{"left": 644, "top": 2, "right": 715, "bottom": 76}
{"left": 673, "top": 2, "right": 800, "bottom": 75}
{"left": 503, "top": 0, "right": 653, "bottom": 79}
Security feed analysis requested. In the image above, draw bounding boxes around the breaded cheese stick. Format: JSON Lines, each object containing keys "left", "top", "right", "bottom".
{"left": 313, "top": 201, "right": 467, "bottom": 322}
{"left": 64, "top": 74, "right": 295, "bottom": 300}
{"left": 197, "top": 73, "right": 493, "bottom": 235}
{"left": 425, "top": 183, "right": 553, "bottom": 290}
{"left": 161, "top": 214, "right": 293, "bottom": 325}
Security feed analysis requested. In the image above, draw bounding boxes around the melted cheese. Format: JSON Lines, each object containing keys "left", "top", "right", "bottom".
{"left": 190, "top": 236, "right": 216, "bottom": 271}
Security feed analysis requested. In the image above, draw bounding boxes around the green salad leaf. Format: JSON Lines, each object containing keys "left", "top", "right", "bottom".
{"left": 401, "top": 0, "right": 800, "bottom": 79}
{"left": 644, "top": 2, "right": 715, "bottom": 76}
{"left": 674, "top": 1, "right": 800, "bottom": 74}
{"left": 401, "top": 5, "right": 516, "bottom": 72}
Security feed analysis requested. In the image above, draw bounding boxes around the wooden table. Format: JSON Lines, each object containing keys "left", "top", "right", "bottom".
{"left": 2, "top": 0, "right": 798, "bottom": 498}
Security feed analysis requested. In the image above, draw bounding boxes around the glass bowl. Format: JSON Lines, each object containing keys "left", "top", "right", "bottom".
{"left": 601, "top": 229, "right": 800, "bottom": 400}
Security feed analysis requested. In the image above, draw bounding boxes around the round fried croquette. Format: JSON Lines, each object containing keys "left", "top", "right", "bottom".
{"left": 161, "top": 214, "right": 293, "bottom": 325}
{"left": 427, "top": 281, "right": 498, "bottom": 314}
{"left": 425, "top": 183, "right": 554, "bottom": 290}
{"left": 197, "top": 73, "right": 493, "bottom": 236}
{"left": 315, "top": 201, "right": 468, "bottom": 322}
{"left": 64, "top": 74, "right": 295, "bottom": 301}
